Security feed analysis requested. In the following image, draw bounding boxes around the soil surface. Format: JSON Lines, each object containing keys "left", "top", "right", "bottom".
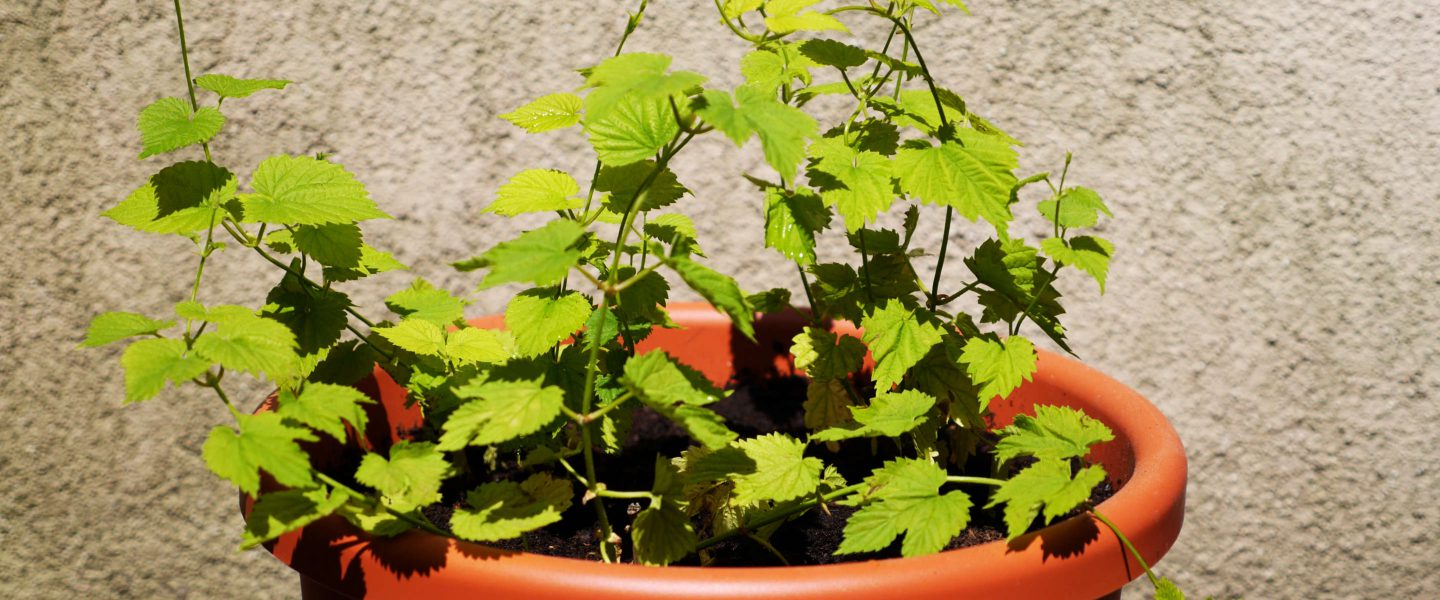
{"left": 409, "top": 375, "right": 1114, "bottom": 566}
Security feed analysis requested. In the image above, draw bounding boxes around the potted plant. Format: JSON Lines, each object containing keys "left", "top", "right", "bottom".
{"left": 88, "top": 0, "right": 1190, "bottom": 598}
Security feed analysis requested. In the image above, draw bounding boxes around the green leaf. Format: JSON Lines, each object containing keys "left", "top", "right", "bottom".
{"left": 438, "top": 380, "right": 566, "bottom": 450}
{"left": 276, "top": 383, "right": 372, "bottom": 442}
{"left": 386, "top": 278, "right": 467, "bottom": 326}
{"left": 203, "top": 412, "right": 317, "bottom": 495}
{"left": 799, "top": 39, "right": 868, "bottom": 69}
{"left": 1041, "top": 236, "right": 1115, "bottom": 293}
{"left": 336, "top": 499, "right": 410, "bottom": 537}
{"left": 451, "top": 473, "right": 573, "bottom": 542}
{"left": 644, "top": 212, "right": 704, "bottom": 255}
{"left": 807, "top": 263, "right": 864, "bottom": 322}
{"left": 721, "top": 0, "right": 763, "bottom": 18}
{"left": 804, "top": 379, "right": 854, "bottom": 431}
{"left": 505, "top": 289, "right": 592, "bottom": 357}
{"left": 763, "top": 186, "right": 829, "bottom": 265}
{"left": 120, "top": 338, "right": 210, "bottom": 403}
{"left": 444, "top": 327, "right": 510, "bottom": 365}
{"left": 851, "top": 389, "right": 936, "bottom": 437}
{"left": 806, "top": 137, "right": 894, "bottom": 232}
{"left": 893, "top": 89, "right": 966, "bottom": 133}
{"left": 136, "top": 97, "right": 225, "bottom": 159}
{"left": 893, "top": 132, "right": 1018, "bottom": 234}
{"left": 322, "top": 244, "right": 409, "bottom": 282}
{"left": 837, "top": 459, "right": 971, "bottom": 557}
{"left": 582, "top": 53, "right": 705, "bottom": 124}
{"left": 292, "top": 223, "right": 363, "bottom": 268}
{"left": 1037, "top": 186, "right": 1112, "bottom": 228}
{"left": 83, "top": 312, "right": 173, "bottom": 347}
{"left": 731, "top": 434, "right": 823, "bottom": 505}
{"left": 499, "top": 92, "right": 584, "bottom": 133}
{"left": 764, "top": 0, "right": 848, "bottom": 33}
{"left": 995, "top": 405, "right": 1114, "bottom": 465}
{"left": 194, "top": 74, "right": 290, "bottom": 99}
{"left": 670, "top": 256, "right": 755, "bottom": 340}
{"left": 486, "top": 169, "right": 583, "bottom": 216}
{"left": 586, "top": 95, "right": 681, "bottom": 167}
{"left": 696, "top": 87, "right": 817, "bottom": 184}
{"left": 242, "top": 155, "right": 389, "bottom": 226}
{"left": 987, "top": 458, "right": 1107, "bottom": 538}
{"left": 959, "top": 335, "right": 1037, "bottom": 405}
{"left": 263, "top": 277, "right": 351, "bottom": 354}
{"left": 860, "top": 300, "right": 943, "bottom": 391}
{"left": 374, "top": 319, "right": 446, "bottom": 356}
{"left": 738, "top": 45, "right": 814, "bottom": 95}
{"left": 634, "top": 457, "right": 696, "bottom": 566}
{"left": 1154, "top": 578, "right": 1187, "bottom": 600}
{"left": 477, "top": 220, "right": 586, "bottom": 289}
{"left": 965, "top": 238, "right": 1070, "bottom": 352}
{"left": 354, "top": 441, "right": 454, "bottom": 512}
{"left": 623, "top": 351, "right": 736, "bottom": 449}
{"left": 747, "top": 288, "right": 793, "bottom": 314}
{"left": 595, "top": 161, "right": 690, "bottom": 214}
{"left": 104, "top": 161, "right": 237, "bottom": 235}
{"left": 192, "top": 312, "right": 301, "bottom": 381}
{"left": 791, "top": 327, "right": 865, "bottom": 380}
{"left": 240, "top": 486, "right": 346, "bottom": 549}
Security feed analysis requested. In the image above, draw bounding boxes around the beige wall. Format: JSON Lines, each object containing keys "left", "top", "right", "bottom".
{"left": 3, "top": 1, "right": 1437, "bottom": 598}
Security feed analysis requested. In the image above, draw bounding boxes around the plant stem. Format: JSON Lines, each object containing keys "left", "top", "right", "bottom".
{"left": 857, "top": 229, "right": 876, "bottom": 304}
{"left": 314, "top": 472, "right": 450, "bottom": 538}
{"left": 696, "top": 482, "right": 866, "bottom": 550}
{"left": 1090, "top": 510, "right": 1162, "bottom": 587}
{"left": 945, "top": 475, "right": 1005, "bottom": 487}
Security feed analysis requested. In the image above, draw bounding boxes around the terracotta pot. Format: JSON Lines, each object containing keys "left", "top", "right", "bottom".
{"left": 247, "top": 303, "right": 1186, "bottom": 600}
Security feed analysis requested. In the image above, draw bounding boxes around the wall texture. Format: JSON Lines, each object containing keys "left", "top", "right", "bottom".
{"left": 2, "top": 0, "right": 1436, "bottom": 598}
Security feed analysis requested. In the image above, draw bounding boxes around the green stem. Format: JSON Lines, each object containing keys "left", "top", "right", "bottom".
{"left": 314, "top": 472, "right": 450, "bottom": 538}
{"left": 596, "top": 488, "right": 655, "bottom": 501}
{"left": 1090, "top": 510, "right": 1162, "bottom": 587}
{"left": 945, "top": 475, "right": 1005, "bottom": 487}
{"left": 696, "top": 482, "right": 867, "bottom": 550}
{"left": 857, "top": 229, "right": 876, "bottom": 304}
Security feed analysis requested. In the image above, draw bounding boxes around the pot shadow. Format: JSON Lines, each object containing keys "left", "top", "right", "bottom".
{"left": 1004, "top": 513, "right": 1106, "bottom": 564}
{"left": 285, "top": 517, "right": 521, "bottom": 597}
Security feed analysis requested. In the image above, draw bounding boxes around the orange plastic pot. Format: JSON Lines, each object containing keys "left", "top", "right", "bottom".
{"left": 248, "top": 303, "right": 1186, "bottom": 600}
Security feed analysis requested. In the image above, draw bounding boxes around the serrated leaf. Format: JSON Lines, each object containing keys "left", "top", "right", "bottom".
{"left": 374, "top": 319, "right": 445, "bottom": 356}
{"left": 83, "top": 312, "right": 173, "bottom": 347}
{"left": 791, "top": 327, "right": 865, "bottom": 380}
{"left": 893, "top": 89, "right": 966, "bottom": 133}
{"left": 860, "top": 300, "right": 943, "bottom": 391}
{"left": 731, "top": 434, "right": 823, "bottom": 505}
{"left": 623, "top": 351, "right": 736, "bottom": 449}
{"left": 355, "top": 441, "right": 454, "bottom": 512}
{"left": 136, "top": 97, "right": 225, "bottom": 159}
{"left": 451, "top": 473, "right": 573, "bottom": 542}
{"left": 276, "top": 383, "right": 372, "bottom": 442}
{"left": 504, "top": 289, "right": 592, "bottom": 357}
{"left": 721, "top": 0, "right": 762, "bottom": 18}
{"left": 1154, "top": 578, "right": 1187, "bottom": 600}
{"left": 582, "top": 53, "right": 705, "bottom": 124}
{"left": 987, "top": 458, "right": 1106, "bottom": 538}
{"left": 644, "top": 212, "right": 703, "bottom": 255}
{"left": 804, "top": 379, "right": 854, "bottom": 431}
{"left": 696, "top": 87, "right": 817, "bottom": 184}
{"left": 487, "top": 169, "right": 583, "bottom": 216}
{"left": 763, "top": 186, "right": 829, "bottom": 265}
{"left": 438, "top": 380, "right": 566, "bottom": 450}
{"left": 499, "top": 92, "right": 583, "bottom": 133}
{"left": 966, "top": 238, "right": 1070, "bottom": 352}
{"left": 263, "top": 277, "right": 350, "bottom": 354}
{"left": 444, "top": 327, "right": 509, "bottom": 365}
{"left": 995, "top": 405, "right": 1114, "bottom": 465}
{"left": 808, "top": 263, "right": 864, "bottom": 323}
{"left": 764, "top": 1, "right": 848, "bottom": 34}
{"left": 738, "top": 45, "right": 814, "bottom": 95}
{"left": 386, "top": 278, "right": 467, "bottom": 326}
{"left": 633, "top": 499, "right": 696, "bottom": 566}
{"left": 203, "top": 412, "right": 316, "bottom": 495}
{"left": 120, "top": 338, "right": 210, "bottom": 403}
{"left": 586, "top": 95, "right": 680, "bottom": 167}
{"left": 806, "top": 137, "right": 895, "bottom": 232}
{"left": 192, "top": 312, "right": 300, "bottom": 381}
{"left": 241, "top": 486, "right": 346, "bottom": 549}
{"left": 1041, "top": 236, "right": 1114, "bottom": 293}
{"left": 195, "top": 74, "right": 290, "bottom": 100}
{"left": 323, "top": 244, "right": 409, "bottom": 282}
{"left": 799, "top": 39, "right": 868, "bottom": 69}
{"left": 477, "top": 219, "right": 586, "bottom": 289}
{"left": 959, "top": 335, "right": 1036, "bottom": 405}
{"left": 242, "top": 155, "right": 389, "bottom": 225}
{"left": 852, "top": 389, "right": 936, "bottom": 437}
{"left": 893, "top": 132, "right": 1017, "bottom": 234}
{"left": 595, "top": 161, "right": 690, "bottom": 214}
{"left": 670, "top": 257, "right": 754, "bottom": 339}
{"left": 292, "top": 223, "right": 362, "bottom": 268}
{"left": 336, "top": 499, "right": 410, "bottom": 537}
{"left": 105, "top": 161, "right": 236, "bottom": 235}
{"left": 1038, "top": 186, "right": 1112, "bottom": 229}
{"left": 837, "top": 458, "right": 971, "bottom": 557}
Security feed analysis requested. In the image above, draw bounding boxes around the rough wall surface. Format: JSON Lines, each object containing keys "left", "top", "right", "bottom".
{"left": 2, "top": 0, "right": 1436, "bottom": 598}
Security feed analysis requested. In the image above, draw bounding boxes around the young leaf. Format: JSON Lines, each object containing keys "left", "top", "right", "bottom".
{"left": 476, "top": 220, "right": 586, "bottom": 289}
{"left": 721, "top": 0, "right": 762, "bottom": 18}
{"left": 994, "top": 405, "right": 1114, "bottom": 465}
{"left": 241, "top": 155, "right": 389, "bottom": 226}
{"left": 104, "top": 161, "right": 237, "bottom": 235}
{"left": 812, "top": 389, "right": 936, "bottom": 441}
{"left": 586, "top": 95, "right": 680, "bottom": 166}
{"left": 806, "top": 137, "right": 895, "bottom": 232}
{"left": 595, "top": 161, "right": 690, "bottom": 214}
{"left": 444, "top": 327, "right": 510, "bottom": 365}
{"left": 504, "top": 289, "right": 592, "bottom": 357}
{"left": 241, "top": 486, "right": 347, "bottom": 550}
{"left": 633, "top": 457, "right": 697, "bottom": 566}
{"left": 136, "top": 97, "right": 225, "bottom": 159}
{"left": 374, "top": 319, "right": 446, "bottom": 356}
{"left": 354, "top": 441, "right": 454, "bottom": 511}
{"left": 763, "top": 186, "right": 829, "bottom": 265}
{"left": 1037, "top": 186, "right": 1112, "bottom": 229}
{"left": 893, "top": 132, "right": 1018, "bottom": 235}
{"left": 386, "top": 278, "right": 467, "bottom": 326}
{"left": 958, "top": 335, "right": 1037, "bottom": 405}
{"left": 83, "top": 312, "right": 173, "bottom": 347}
{"left": 763, "top": 0, "right": 848, "bottom": 33}
{"left": 644, "top": 213, "right": 704, "bottom": 255}
{"left": 987, "top": 458, "right": 1106, "bottom": 538}
{"left": 120, "top": 338, "right": 210, "bottom": 403}
{"left": 669, "top": 256, "right": 755, "bottom": 340}
{"left": 194, "top": 74, "right": 290, "bottom": 99}
{"left": 860, "top": 300, "right": 943, "bottom": 391}
{"left": 799, "top": 39, "right": 868, "bottom": 69}
{"left": 486, "top": 169, "right": 583, "bottom": 216}
{"left": 322, "top": 245, "right": 409, "bottom": 282}
{"left": 1154, "top": 578, "right": 1187, "bottom": 600}
{"left": 965, "top": 238, "right": 1070, "bottom": 352}
{"left": 203, "top": 412, "right": 317, "bottom": 495}
{"left": 276, "top": 383, "right": 373, "bottom": 442}
{"left": 582, "top": 53, "right": 705, "bottom": 124}
{"left": 738, "top": 45, "right": 814, "bottom": 95}
{"left": 263, "top": 280, "right": 350, "bottom": 355}
{"left": 438, "top": 380, "right": 566, "bottom": 450}
{"left": 451, "top": 473, "right": 573, "bottom": 542}
{"left": 192, "top": 312, "right": 301, "bottom": 381}
{"left": 697, "top": 87, "right": 817, "bottom": 184}
{"left": 837, "top": 458, "right": 971, "bottom": 557}
{"left": 622, "top": 351, "right": 735, "bottom": 449}
{"left": 731, "top": 433, "right": 823, "bottom": 505}
{"left": 499, "top": 92, "right": 584, "bottom": 133}
{"left": 804, "top": 379, "right": 854, "bottom": 431}
{"left": 791, "top": 327, "right": 865, "bottom": 380}
{"left": 292, "top": 223, "right": 363, "bottom": 268}
{"left": 1040, "top": 236, "right": 1115, "bottom": 293}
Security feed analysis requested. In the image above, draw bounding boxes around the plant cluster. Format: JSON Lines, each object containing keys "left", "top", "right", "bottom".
{"left": 87, "top": 1, "right": 1183, "bottom": 597}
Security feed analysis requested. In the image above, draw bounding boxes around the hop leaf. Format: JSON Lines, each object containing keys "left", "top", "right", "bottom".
{"left": 194, "top": 74, "right": 290, "bottom": 100}
{"left": 241, "top": 486, "right": 347, "bottom": 550}
{"left": 669, "top": 256, "right": 755, "bottom": 340}
{"left": 633, "top": 457, "right": 697, "bottom": 565}
{"left": 374, "top": 319, "right": 446, "bottom": 357}
{"left": 799, "top": 39, "right": 868, "bottom": 69}
{"left": 385, "top": 278, "right": 467, "bottom": 326}
{"left": 83, "top": 312, "right": 173, "bottom": 347}
{"left": 595, "top": 161, "right": 690, "bottom": 214}
{"left": 623, "top": 351, "right": 736, "bottom": 449}
{"left": 958, "top": 335, "right": 1037, "bottom": 406}
{"left": 812, "top": 389, "right": 936, "bottom": 441}
{"left": 475, "top": 220, "right": 586, "bottom": 289}
{"left": 987, "top": 458, "right": 1107, "bottom": 538}
{"left": 695, "top": 87, "right": 817, "bottom": 185}
{"left": 995, "top": 405, "right": 1114, "bottom": 465}
{"left": 276, "top": 383, "right": 373, "bottom": 442}
{"left": 731, "top": 434, "right": 823, "bottom": 505}
{"left": 241, "top": 155, "right": 389, "bottom": 226}
{"left": 499, "top": 92, "right": 583, "bottom": 133}
{"left": 1154, "top": 578, "right": 1187, "bottom": 600}
{"left": 354, "top": 441, "right": 454, "bottom": 511}
{"left": 192, "top": 311, "right": 301, "bottom": 382}
{"left": 504, "top": 289, "right": 592, "bottom": 357}
{"left": 582, "top": 53, "right": 705, "bottom": 124}
{"left": 444, "top": 327, "right": 510, "bottom": 365}
{"left": 806, "top": 137, "right": 895, "bottom": 232}
{"left": 451, "top": 473, "right": 574, "bottom": 542}
{"left": 586, "top": 96, "right": 680, "bottom": 166}
{"left": 837, "top": 459, "right": 971, "bottom": 557}
{"left": 136, "top": 97, "right": 225, "bottom": 159}
{"left": 791, "top": 327, "right": 865, "bottom": 380}
{"left": 104, "top": 161, "right": 237, "bottom": 235}
{"left": 292, "top": 223, "right": 363, "bottom": 268}
{"left": 893, "top": 132, "right": 1018, "bottom": 235}
{"left": 860, "top": 300, "right": 943, "bottom": 391}
{"left": 1037, "top": 186, "right": 1112, "bottom": 229}
{"left": 438, "top": 380, "right": 566, "bottom": 450}
{"left": 763, "top": 186, "right": 830, "bottom": 265}
{"left": 203, "top": 413, "right": 317, "bottom": 495}
{"left": 804, "top": 379, "right": 854, "bottom": 431}
{"left": 120, "top": 338, "right": 210, "bottom": 403}
{"left": 764, "top": 0, "right": 849, "bottom": 33}
{"left": 486, "top": 169, "right": 583, "bottom": 217}
{"left": 1040, "top": 236, "right": 1115, "bottom": 293}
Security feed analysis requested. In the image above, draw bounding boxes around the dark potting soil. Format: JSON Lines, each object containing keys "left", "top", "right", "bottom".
{"left": 413, "top": 376, "right": 1115, "bottom": 566}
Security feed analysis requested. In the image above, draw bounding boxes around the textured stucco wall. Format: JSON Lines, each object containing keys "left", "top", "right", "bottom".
{"left": 2, "top": 0, "right": 1437, "bottom": 598}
